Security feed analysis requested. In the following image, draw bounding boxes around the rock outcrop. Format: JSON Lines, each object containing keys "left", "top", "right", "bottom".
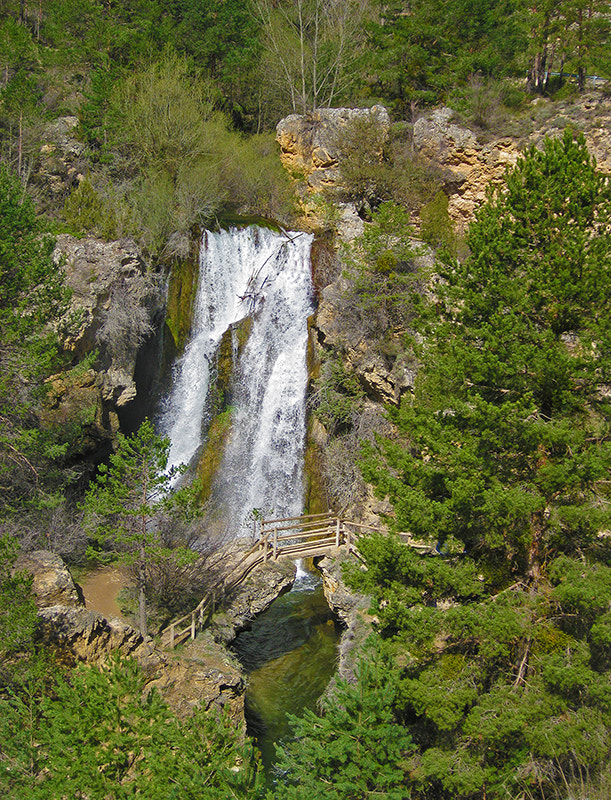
{"left": 33, "top": 116, "right": 85, "bottom": 214}
{"left": 20, "top": 551, "right": 248, "bottom": 723}
{"left": 277, "top": 105, "right": 390, "bottom": 190}
{"left": 38, "top": 603, "right": 246, "bottom": 722}
{"left": 277, "top": 105, "right": 390, "bottom": 230}
{"left": 316, "top": 552, "right": 373, "bottom": 685}
{"left": 413, "top": 97, "right": 611, "bottom": 232}
{"left": 14, "top": 550, "right": 83, "bottom": 608}
{"left": 54, "top": 234, "right": 164, "bottom": 413}
{"left": 413, "top": 107, "right": 520, "bottom": 232}
{"left": 21, "top": 550, "right": 299, "bottom": 725}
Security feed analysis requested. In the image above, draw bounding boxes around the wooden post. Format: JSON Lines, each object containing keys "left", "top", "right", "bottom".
{"left": 346, "top": 525, "right": 351, "bottom": 549}
{"left": 273, "top": 527, "right": 278, "bottom": 560}
{"left": 169, "top": 624, "right": 175, "bottom": 649}
{"left": 336, "top": 517, "right": 341, "bottom": 547}
{"left": 191, "top": 611, "right": 196, "bottom": 640}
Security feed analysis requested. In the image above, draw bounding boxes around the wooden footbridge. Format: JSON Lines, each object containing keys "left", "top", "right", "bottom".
{"left": 162, "top": 512, "right": 432, "bottom": 649}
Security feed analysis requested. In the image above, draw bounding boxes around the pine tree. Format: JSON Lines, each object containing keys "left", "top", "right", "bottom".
{"left": 352, "top": 130, "right": 611, "bottom": 799}
{"left": 82, "top": 419, "right": 199, "bottom": 637}
{"left": 365, "top": 130, "right": 611, "bottom": 577}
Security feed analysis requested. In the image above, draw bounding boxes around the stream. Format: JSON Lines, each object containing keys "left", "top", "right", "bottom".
{"left": 231, "top": 564, "right": 341, "bottom": 776}
{"left": 158, "top": 226, "right": 338, "bottom": 775}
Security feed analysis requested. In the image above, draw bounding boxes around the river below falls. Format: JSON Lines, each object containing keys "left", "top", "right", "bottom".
{"left": 231, "top": 565, "right": 342, "bottom": 777}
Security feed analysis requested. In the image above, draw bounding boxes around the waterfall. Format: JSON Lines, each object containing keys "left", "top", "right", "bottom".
{"left": 159, "top": 226, "right": 314, "bottom": 535}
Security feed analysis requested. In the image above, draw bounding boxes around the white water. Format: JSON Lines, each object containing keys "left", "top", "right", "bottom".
{"left": 160, "top": 226, "right": 314, "bottom": 534}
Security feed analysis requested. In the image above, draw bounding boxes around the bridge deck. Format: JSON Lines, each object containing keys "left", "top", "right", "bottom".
{"left": 160, "top": 514, "right": 432, "bottom": 649}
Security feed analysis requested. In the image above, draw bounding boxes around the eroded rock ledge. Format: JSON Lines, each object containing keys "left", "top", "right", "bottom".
{"left": 18, "top": 550, "right": 295, "bottom": 725}
{"left": 316, "top": 552, "right": 373, "bottom": 685}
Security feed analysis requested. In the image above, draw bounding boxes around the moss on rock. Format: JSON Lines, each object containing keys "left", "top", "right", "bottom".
{"left": 165, "top": 251, "right": 198, "bottom": 355}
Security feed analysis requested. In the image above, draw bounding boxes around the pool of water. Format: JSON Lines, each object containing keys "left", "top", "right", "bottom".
{"left": 231, "top": 566, "right": 341, "bottom": 775}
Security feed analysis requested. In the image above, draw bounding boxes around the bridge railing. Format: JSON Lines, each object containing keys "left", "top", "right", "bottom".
{"left": 161, "top": 513, "right": 392, "bottom": 648}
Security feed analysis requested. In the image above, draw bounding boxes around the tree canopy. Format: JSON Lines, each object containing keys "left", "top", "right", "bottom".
{"left": 364, "top": 130, "right": 611, "bottom": 576}
{"left": 340, "top": 130, "right": 611, "bottom": 799}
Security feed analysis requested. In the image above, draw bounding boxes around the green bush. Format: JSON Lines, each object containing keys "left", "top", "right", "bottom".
{"left": 419, "top": 190, "right": 455, "bottom": 251}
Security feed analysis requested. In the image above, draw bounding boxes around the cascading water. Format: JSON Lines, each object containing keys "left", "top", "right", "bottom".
{"left": 159, "top": 226, "right": 314, "bottom": 534}
{"left": 160, "top": 226, "right": 340, "bottom": 777}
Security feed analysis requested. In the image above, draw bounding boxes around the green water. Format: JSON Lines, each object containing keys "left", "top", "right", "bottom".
{"left": 231, "top": 570, "right": 341, "bottom": 774}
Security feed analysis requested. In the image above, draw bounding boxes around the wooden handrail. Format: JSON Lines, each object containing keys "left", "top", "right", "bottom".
{"left": 261, "top": 512, "right": 333, "bottom": 525}
{"left": 160, "top": 513, "right": 396, "bottom": 648}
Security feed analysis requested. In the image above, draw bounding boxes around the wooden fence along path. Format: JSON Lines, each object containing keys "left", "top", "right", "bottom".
{"left": 161, "top": 512, "right": 430, "bottom": 649}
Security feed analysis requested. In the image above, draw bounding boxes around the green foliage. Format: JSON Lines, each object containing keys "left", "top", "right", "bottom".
{"left": 345, "top": 538, "right": 611, "bottom": 797}
{"left": 314, "top": 354, "right": 364, "bottom": 435}
{"left": 419, "top": 190, "right": 455, "bottom": 251}
{"left": 82, "top": 418, "right": 200, "bottom": 635}
{"left": 2, "top": 655, "right": 262, "bottom": 799}
{"left": 220, "top": 132, "right": 297, "bottom": 225}
{"left": 361, "top": 0, "right": 527, "bottom": 114}
{"left": 366, "top": 132, "right": 611, "bottom": 573}
{"left": 0, "top": 535, "right": 38, "bottom": 686}
{"left": 346, "top": 131, "right": 611, "bottom": 800}
{"left": 102, "top": 53, "right": 229, "bottom": 255}
{"left": 62, "top": 176, "right": 116, "bottom": 238}
{"left": 343, "top": 202, "right": 425, "bottom": 339}
{"left": 338, "top": 120, "right": 442, "bottom": 214}
{"left": 0, "top": 165, "right": 69, "bottom": 519}
{"left": 272, "top": 648, "right": 414, "bottom": 799}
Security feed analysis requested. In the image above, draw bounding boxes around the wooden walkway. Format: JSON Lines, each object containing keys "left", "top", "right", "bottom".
{"left": 161, "top": 512, "right": 430, "bottom": 649}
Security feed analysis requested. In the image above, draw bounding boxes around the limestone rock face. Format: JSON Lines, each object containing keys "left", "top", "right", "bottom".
{"left": 40, "top": 367, "right": 111, "bottom": 456}
{"left": 37, "top": 604, "right": 245, "bottom": 722}
{"left": 277, "top": 106, "right": 390, "bottom": 187}
{"left": 413, "top": 98, "right": 611, "bottom": 233}
{"left": 54, "top": 234, "right": 164, "bottom": 408}
{"left": 413, "top": 107, "right": 520, "bottom": 232}
{"left": 316, "top": 553, "right": 373, "bottom": 685}
{"left": 38, "top": 604, "right": 151, "bottom": 663}
{"left": 277, "top": 106, "right": 390, "bottom": 230}
{"left": 14, "top": 550, "right": 83, "bottom": 609}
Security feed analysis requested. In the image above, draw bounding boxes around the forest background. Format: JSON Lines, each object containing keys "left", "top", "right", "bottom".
{"left": 2, "top": 0, "right": 611, "bottom": 798}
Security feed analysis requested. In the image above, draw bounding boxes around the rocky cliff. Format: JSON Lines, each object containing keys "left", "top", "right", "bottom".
{"left": 47, "top": 234, "right": 165, "bottom": 453}
{"left": 280, "top": 93, "right": 611, "bottom": 524}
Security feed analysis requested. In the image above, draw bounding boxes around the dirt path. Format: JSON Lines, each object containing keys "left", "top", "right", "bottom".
{"left": 79, "top": 566, "right": 127, "bottom": 619}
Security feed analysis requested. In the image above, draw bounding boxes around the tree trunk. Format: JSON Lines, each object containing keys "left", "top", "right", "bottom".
{"left": 138, "top": 540, "right": 147, "bottom": 637}
{"left": 18, "top": 109, "right": 23, "bottom": 180}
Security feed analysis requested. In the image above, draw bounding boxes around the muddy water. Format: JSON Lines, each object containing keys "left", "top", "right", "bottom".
{"left": 79, "top": 566, "right": 126, "bottom": 619}
{"left": 231, "top": 568, "right": 341, "bottom": 776}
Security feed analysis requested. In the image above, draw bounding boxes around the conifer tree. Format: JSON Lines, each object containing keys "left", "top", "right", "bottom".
{"left": 83, "top": 419, "right": 199, "bottom": 637}
{"left": 366, "top": 130, "right": 611, "bottom": 577}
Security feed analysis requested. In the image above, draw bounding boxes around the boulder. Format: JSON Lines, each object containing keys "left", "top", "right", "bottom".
{"left": 14, "top": 550, "right": 83, "bottom": 609}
